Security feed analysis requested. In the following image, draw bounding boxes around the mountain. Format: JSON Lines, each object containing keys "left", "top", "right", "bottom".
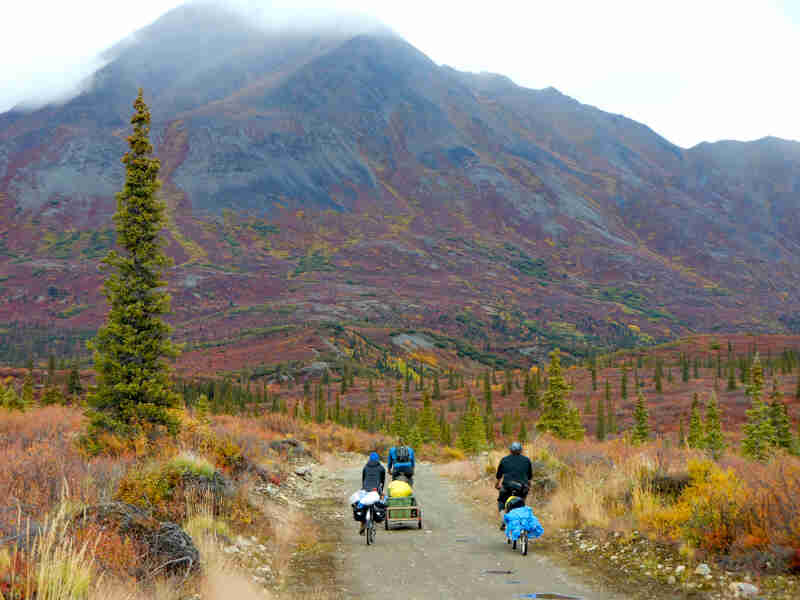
{"left": 1, "top": 2, "right": 799, "bottom": 367}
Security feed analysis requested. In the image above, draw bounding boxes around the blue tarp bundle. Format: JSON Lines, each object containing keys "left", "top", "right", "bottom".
{"left": 504, "top": 506, "right": 544, "bottom": 542}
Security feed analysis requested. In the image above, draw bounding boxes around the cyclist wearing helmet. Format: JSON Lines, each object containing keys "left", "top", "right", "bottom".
{"left": 359, "top": 451, "right": 386, "bottom": 534}
{"left": 494, "top": 441, "right": 533, "bottom": 529}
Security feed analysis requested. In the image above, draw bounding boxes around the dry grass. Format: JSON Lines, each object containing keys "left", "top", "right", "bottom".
{"left": 261, "top": 502, "right": 320, "bottom": 586}
{"left": 1, "top": 503, "right": 101, "bottom": 600}
{"left": 436, "top": 459, "right": 483, "bottom": 482}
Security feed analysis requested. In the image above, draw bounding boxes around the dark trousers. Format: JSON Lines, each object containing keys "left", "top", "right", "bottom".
{"left": 497, "top": 481, "right": 529, "bottom": 511}
{"left": 391, "top": 465, "right": 414, "bottom": 487}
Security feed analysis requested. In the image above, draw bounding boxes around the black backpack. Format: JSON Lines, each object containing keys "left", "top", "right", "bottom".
{"left": 395, "top": 446, "right": 410, "bottom": 463}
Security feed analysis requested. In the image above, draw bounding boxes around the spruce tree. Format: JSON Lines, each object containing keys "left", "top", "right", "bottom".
{"left": 433, "top": 375, "right": 441, "bottom": 401}
{"left": 484, "top": 371, "right": 492, "bottom": 411}
{"left": 537, "top": 349, "right": 584, "bottom": 440}
{"left": 770, "top": 400, "right": 792, "bottom": 451}
{"left": 518, "top": 420, "right": 528, "bottom": 443}
{"left": 742, "top": 399, "right": 775, "bottom": 461}
{"left": 418, "top": 391, "right": 438, "bottom": 443}
{"left": 408, "top": 425, "right": 424, "bottom": 450}
{"left": 526, "top": 370, "right": 540, "bottom": 410}
{"left": 86, "top": 90, "right": 179, "bottom": 445}
{"left": 391, "top": 395, "right": 408, "bottom": 439}
{"left": 47, "top": 354, "right": 56, "bottom": 386}
{"left": 654, "top": 358, "right": 663, "bottom": 393}
{"left": 742, "top": 354, "right": 775, "bottom": 461}
{"left": 439, "top": 408, "right": 452, "bottom": 445}
{"left": 21, "top": 374, "right": 34, "bottom": 409}
{"left": 590, "top": 359, "right": 597, "bottom": 392}
{"left": 458, "top": 394, "right": 486, "bottom": 454}
{"left": 631, "top": 391, "right": 650, "bottom": 444}
{"left": 67, "top": 363, "right": 83, "bottom": 397}
{"left": 704, "top": 392, "right": 725, "bottom": 459}
{"left": 727, "top": 362, "right": 737, "bottom": 391}
{"left": 687, "top": 393, "right": 704, "bottom": 449}
{"left": 678, "top": 417, "right": 686, "bottom": 447}
{"left": 485, "top": 408, "right": 496, "bottom": 446}
{"left": 605, "top": 379, "right": 617, "bottom": 435}
{"left": 621, "top": 368, "right": 628, "bottom": 400}
{"left": 195, "top": 394, "right": 210, "bottom": 424}
{"left": 596, "top": 394, "right": 606, "bottom": 441}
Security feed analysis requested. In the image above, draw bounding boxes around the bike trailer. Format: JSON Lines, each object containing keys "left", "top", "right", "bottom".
{"left": 385, "top": 493, "right": 422, "bottom": 530}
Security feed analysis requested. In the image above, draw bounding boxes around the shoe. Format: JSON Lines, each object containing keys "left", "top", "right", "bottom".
{"left": 359, "top": 525, "right": 365, "bottom": 535}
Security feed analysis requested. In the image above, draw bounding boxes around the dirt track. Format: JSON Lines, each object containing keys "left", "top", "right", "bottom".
{"left": 335, "top": 461, "right": 628, "bottom": 600}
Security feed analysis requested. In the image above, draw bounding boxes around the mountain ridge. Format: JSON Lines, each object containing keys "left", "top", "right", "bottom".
{"left": 1, "top": 2, "right": 799, "bottom": 366}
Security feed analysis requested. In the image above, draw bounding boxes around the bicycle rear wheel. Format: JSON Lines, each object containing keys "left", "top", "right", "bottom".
{"left": 365, "top": 513, "right": 373, "bottom": 545}
{"left": 520, "top": 532, "right": 528, "bottom": 556}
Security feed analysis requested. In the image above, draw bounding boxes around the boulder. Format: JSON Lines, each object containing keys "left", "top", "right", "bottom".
{"left": 528, "top": 460, "right": 558, "bottom": 497}
{"left": 269, "top": 438, "right": 310, "bottom": 458}
{"left": 181, "top": 469, "right": 233, "bottom": 499}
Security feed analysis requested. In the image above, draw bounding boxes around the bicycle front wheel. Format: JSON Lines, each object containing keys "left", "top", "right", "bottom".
{"left": 366, "top": 509, "right": 375, "bottom": 545}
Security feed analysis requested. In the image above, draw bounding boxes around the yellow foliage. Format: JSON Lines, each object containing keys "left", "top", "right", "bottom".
{"left": 642, "top": 459, "right": 748, "bottom": 552}
{"left": 443, "top": 447, "right": 466, "bottom": 461}
{"left": 409, "top": 352, "right": 438, "bottom": 367}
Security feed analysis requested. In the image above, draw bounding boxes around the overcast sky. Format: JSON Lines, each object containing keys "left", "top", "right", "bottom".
{"left": 1, "top": 0, "right": 798, "bottom": 148}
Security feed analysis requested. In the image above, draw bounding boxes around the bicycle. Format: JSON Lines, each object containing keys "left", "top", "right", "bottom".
{"left": 507, "top": 530, "right": 529, "bottom": 555}
{"left": 364, "top": 504, "right": 377, "bottom": 545}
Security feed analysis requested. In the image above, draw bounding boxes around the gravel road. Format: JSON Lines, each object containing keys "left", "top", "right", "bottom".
{"left": 336, "top": 461, "right": 629, "bottom": 600}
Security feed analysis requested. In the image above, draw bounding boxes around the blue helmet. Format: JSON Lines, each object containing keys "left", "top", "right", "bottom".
{"left": 369, "top": 452, "right": 380, "bottom": 462}
{"left": 510, "top": 441, "right": 523, "bottom": 453}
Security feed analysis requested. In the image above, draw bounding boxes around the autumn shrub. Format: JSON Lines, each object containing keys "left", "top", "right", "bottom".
{"left": 442, "top": 446, "right": 466, "bottom": 461}
{"left": 737, "top": 458, "right": 800, "bottom": 550}
{"left": 114, "top": 452, "right": 227, "bottom": 522}
{"left": 643, "top": 459, "right": 749, "bottom": 553}
{"left": 0, "top": 407, "right": 135, "bottom": 528}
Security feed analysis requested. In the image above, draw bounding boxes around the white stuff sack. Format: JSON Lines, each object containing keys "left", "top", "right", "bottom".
{"left": 349, "top": 489, "right": 367, "bottom": 505}
{"left": 359, "top": 490, "right": 381, "bottom": 506}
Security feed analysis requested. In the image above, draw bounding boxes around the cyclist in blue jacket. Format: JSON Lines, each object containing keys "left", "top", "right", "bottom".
{"left": 387, "top": 437, "right": 415, "bottom": 486}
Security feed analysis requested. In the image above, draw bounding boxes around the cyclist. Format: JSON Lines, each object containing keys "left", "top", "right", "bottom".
{"left": 359, "top": 451, "right": 386, "bottom": 535}
{"left": 494, "top": 441, "right": 533, "bottom": 529}
{"left": 387, "top": 437, "right": 415, "bottom": 486}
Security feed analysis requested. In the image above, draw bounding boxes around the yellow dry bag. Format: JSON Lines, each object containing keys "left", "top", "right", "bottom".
{"left": 387, "top": 480, "right": 413, "bottom": 498}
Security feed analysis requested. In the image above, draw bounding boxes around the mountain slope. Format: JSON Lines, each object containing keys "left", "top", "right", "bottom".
{"left": 1, "top": 2, "right": 799, "bottom": 366}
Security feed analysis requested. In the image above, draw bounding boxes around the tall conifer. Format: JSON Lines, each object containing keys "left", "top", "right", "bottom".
{"left": 631, "top": 391, "right": 650, "bottom": 444}
{"left": 537, "top": 349, "right": 584, "bottom": 440}
{"left": 704, "top": 392, "right": 725, "bottom": 459}
{"left": 86, "top": 90, "right": 180, "bottom": 446}
{"left": 687, "top": 393, "right": 704, "bottom": 449}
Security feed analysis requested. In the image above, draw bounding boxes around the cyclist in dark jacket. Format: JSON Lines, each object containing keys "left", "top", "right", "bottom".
{"left": 362, "top": 451, "right": 386, "bottom": 493}
{"left": 495, "top": 442, "right": 533, "bottom": 529}
{"left": 359, "top": 452, "right": 386, "bottom": 535}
